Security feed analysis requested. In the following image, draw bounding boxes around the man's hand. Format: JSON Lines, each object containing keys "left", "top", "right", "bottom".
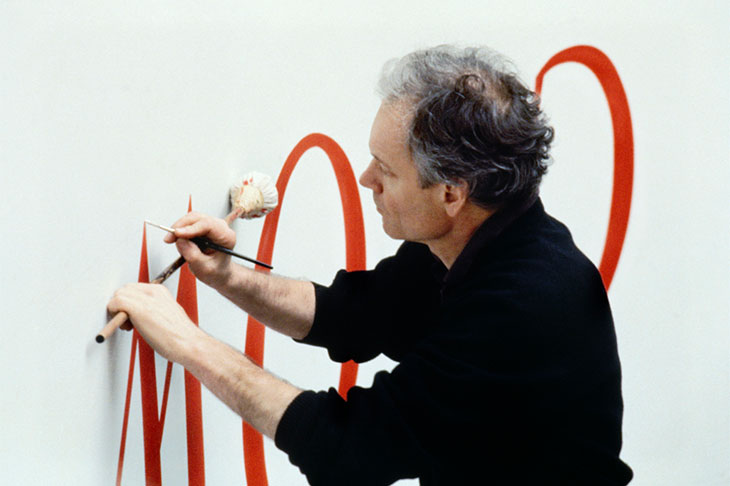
{"left": 107, "top": 283, "right": 203, "bottom": 364}
{"left": 164, "top": 212, "right": 237, "bottom": 289}
{"left": 155, "top": 211, "right": 315, "bottom": 342}
{"left": 107, "top": 282, "right": 302, "bottom": 439}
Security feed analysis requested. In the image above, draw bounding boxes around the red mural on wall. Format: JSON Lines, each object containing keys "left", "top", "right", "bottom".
{"left": 115, "top": 136, "right": 365, "bottom": 485}
{"left": 114, "top": 45, "right": 632, "bottom": 484}
{"left": 116, "top": 199, "right": 205, "bottom": 486}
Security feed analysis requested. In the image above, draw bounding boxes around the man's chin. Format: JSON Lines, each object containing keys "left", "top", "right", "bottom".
{"left": 381, "top": 220, "right": 402, "bottom": 240}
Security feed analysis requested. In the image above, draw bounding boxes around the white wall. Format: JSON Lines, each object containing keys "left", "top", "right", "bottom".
{"left": 1, "top": 1, "right": 728, "bottom": 484}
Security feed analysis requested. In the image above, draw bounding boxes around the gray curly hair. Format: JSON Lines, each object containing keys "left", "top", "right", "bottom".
{"left": 377, "top": 45, "right": 553, "bottom": 208}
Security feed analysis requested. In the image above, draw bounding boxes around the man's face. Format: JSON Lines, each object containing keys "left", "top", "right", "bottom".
{"left": 359, "top": 102, "right": 451, "bottom": 243}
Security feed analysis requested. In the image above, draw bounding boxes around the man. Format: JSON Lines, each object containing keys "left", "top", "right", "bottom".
{"left": 108, "top": 46, "right": 633, "bottom": 485}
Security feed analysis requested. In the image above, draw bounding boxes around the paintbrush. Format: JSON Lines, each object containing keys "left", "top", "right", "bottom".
{"left": 144, "top": 220, "right": 273, "bottom": 270}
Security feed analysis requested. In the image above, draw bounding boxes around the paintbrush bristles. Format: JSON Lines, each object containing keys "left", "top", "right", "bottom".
{"left": 144, "top": 220, "right": 175, "bottom": 234}
{"left": 233, "top": 185, "right": 265, "bottom": 216}
{"left": 228, "top": 172, "right": 278, "bottom": 220}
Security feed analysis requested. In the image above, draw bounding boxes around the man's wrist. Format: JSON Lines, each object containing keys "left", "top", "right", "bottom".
{"left": 216, "top": 261, "right": 255, "bottom": 300}
{"left": 179, "top": 329, "right": 215, "bottom": 373}
{"left": 208, "top": 259, "right": 237, "bottom": 292}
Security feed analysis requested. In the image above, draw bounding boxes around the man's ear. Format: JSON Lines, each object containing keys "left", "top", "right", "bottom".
{"left": 442, "top": 181, "right": 469, "bottom": 217}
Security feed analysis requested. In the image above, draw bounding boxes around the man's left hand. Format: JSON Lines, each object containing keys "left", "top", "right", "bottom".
{"left": 107, "top": 283, "right": 203, "bottom": 364}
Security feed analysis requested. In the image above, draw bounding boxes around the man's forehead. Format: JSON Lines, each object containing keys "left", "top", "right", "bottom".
{"left": 369, "top": 101, "right": 412, "bottom": 150}
{"left": 380, "top": 100, "right": 413, "bottom": 124}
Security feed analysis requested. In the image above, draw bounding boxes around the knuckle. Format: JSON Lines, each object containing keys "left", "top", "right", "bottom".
{"left": 142, "top": 283, "right": 158, "bottom": 294}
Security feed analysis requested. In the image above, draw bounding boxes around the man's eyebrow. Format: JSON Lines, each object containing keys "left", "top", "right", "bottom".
{"left": 371, "top": 153, "right": 390, "bottom": 169}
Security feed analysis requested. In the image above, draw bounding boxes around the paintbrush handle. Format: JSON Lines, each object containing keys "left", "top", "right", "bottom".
{"left": 191, "top": 237, "right": 273, "bottom": 269}
{"left": 96, "top": 257, "right": 186, "bottom": 343}
{"left": 96, "top": 311, "right": 129, "bottom": 343}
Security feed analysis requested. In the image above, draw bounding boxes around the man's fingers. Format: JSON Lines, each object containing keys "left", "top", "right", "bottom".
{"left": 170, "top": 212, "right": 207, "bottom": 234}
{"left": 171, "top": 211, "right": 205, "bottom": 227}
{"left": 108, "top": 285, "right": 135, "bottom": 314}
{"left": 174, "top": 219, "right": 211, "bottom": 239}
{"left": 107, "top": 283, "right": 165, "bottom": 314}
{"left": 106, "top": 291, "right": 129, "bottom": 315}
{"left": 176, "top": 238, "right": 204, "bottom": 261}
{"left": 164, "top": 212, "right": 206, "bottom": 243}
{"left": 174, "top": 216, "right": 236, "bottom": 249}
{"left": 165, "top": 212, "right": 235, "bottom": 248}
{"left": 158, "top": 212, "right": 236, "bottom": 287}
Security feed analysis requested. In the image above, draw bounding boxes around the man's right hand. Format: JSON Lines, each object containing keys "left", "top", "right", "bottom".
{"left": 164, "top": 212, "right": 237, "bottom": 289}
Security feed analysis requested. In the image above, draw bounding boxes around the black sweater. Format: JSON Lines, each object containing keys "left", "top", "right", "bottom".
{"left": 275, "top": 199, "right": 633, "bottom": 485}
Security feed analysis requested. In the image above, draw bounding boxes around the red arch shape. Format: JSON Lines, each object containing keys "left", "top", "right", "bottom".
{"left": 242, "top": 133, "right": 367, "bottom": 485}
{"left": 535, "top": 45, "right": 634, "bottom": 290}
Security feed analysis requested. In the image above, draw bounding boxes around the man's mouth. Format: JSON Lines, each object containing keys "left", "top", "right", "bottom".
{"left": 373, "top": 197, "right": 382, "bottom": 213}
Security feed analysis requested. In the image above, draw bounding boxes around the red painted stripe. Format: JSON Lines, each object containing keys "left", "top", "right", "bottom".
{"left": 137, "top": 344, "right": 162, "bottom": 483}
{"left": 116, "top": 332, "right": 139, "bottom": 486}
{"left": 535, "top": 45, "right": 634, "bottom": 290}
{"left": 158, "top": 362, "right": 173, "bottom": 433}
{"left": 177, "top": 198, "right": 206, "bottom": 485}
{"left": 242, "top": 133, "right": 367, "bottom": 485}
{"left": 130, "top": 225, "right": 163, "bottom": 485}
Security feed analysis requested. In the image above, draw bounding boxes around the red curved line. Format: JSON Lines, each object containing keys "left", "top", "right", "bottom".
{"left": 535, "top": 45, "right": 634, "bottom": 290}
{"left": 242, "top": 133, "right": 367, "bottom": 486}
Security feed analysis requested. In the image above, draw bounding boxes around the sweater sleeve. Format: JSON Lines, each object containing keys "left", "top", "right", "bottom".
{"left": 299, "top": 242, "right": 443, "bottom": 363}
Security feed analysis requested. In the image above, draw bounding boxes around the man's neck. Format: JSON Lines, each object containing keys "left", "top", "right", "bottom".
{"left": 426, "top": 204, "right": 494, "bottom": 269}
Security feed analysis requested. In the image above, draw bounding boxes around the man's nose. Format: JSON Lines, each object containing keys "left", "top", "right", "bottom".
{"left": 359, "top": 162, "right": 379, "bottom": 191}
